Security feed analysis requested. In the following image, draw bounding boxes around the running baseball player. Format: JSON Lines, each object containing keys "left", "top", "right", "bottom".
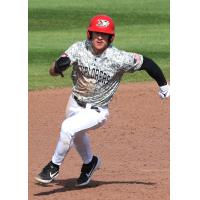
{"left": 35, "top": 15, "right": 170, "bottom": 187}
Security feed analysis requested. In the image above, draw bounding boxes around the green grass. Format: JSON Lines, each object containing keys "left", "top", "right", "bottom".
{"left": 29, "top": 0, "right": 169, "bottom": 90}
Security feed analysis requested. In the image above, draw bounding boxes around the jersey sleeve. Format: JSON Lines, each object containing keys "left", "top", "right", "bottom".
{"left": 64, "top": 42, "right": 81, "bottom": 64}
{"left": 118, "top": 51, "right": 144, "bottom": 72}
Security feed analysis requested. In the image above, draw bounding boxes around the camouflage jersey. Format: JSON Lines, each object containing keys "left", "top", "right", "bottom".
{"left": 65, "top": 40, "right": 143, "bottom": 107}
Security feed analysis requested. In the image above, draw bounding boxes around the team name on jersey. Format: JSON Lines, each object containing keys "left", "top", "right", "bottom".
{"left": 80, "top": 66, "right": 111, "bottom": 84}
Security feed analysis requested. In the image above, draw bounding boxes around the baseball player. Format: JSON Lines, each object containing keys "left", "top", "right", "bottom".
{"left": 35, "top": 15, "right": 170, "bottom": 187}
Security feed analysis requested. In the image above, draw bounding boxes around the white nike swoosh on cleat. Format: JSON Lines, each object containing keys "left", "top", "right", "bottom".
{"left": 76, "top": 158, "right": 101, "bottom": 187}
{"left": 50, "top": 171, "right": 58, "bottom": 178}
{"left": 86, "top": 164, "right": 97, "bottom": 177}
{"left": 35, "top": 173, "right": 59, "bottom": 184}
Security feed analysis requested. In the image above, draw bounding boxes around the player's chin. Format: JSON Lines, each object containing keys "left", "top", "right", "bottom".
{"left": 94, "top": 43, "right": 107, "bottom": 51}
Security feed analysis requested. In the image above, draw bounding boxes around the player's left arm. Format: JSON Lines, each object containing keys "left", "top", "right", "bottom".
{"left": 139, "top": 56, "right": 170, "bottom": 99}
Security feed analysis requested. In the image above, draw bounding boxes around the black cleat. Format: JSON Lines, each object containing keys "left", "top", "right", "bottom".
{"left": 76, "top": 156, "right": 101, "bottom": 187}
{"left": 35, "top": 161, "right": 59, "bottom": 184}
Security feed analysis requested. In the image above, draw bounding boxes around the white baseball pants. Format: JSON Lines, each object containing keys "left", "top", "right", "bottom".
{"left": 52, "top": 95, "right": 109, "bottom": 165}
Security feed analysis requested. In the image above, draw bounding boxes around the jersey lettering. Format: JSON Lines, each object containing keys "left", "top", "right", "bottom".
{"left": 80, "top": 66, "right": 110, "bottom": 84}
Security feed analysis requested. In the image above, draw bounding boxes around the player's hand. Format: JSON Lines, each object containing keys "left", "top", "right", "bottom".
{"left": 158, "top": 84, "right": 170, "bottom": 99}
{"left": 49, "top": 63, "right": 64, "bottom": 77}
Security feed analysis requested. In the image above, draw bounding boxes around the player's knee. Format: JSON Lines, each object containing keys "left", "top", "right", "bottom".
{"left": 60, "top": 119, "right": 74, "bottom": 141}
{"left": 60, "top": 130, "right": 71, "bottom": 146}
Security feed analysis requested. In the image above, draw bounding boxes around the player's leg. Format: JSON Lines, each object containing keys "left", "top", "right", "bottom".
{"left": 73, "top": 132, "right": 102, "bottom": 187}
{"left": 52, "top": 106, "right": 108, "bottom": 165}
{"left": 52, "top": 108, "right": 107, "bottom": 185}
{"left": 35, "top": 101, "right": 108, "bottom": 184}
{"left": 35, "top": 95, "right": 80, "bottom": 184}
{"left": 73, "top": 132, "right": 93, "bottom": 164}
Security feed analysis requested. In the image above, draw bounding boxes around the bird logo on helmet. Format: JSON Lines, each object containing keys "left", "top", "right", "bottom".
{"left": 87, "top": 15, "right": 115, "bottom": 43}
{"left": 96, "top": 19, "right": 110, "bottom": 27}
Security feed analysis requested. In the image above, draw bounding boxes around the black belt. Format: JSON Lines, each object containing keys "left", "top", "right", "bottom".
{"left": 73, "top": 95, "right": 100, "bottom": 112}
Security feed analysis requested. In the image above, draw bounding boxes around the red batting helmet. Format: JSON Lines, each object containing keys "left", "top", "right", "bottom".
{"left": 87, "top": 15, "right": 115, "bottom": 42}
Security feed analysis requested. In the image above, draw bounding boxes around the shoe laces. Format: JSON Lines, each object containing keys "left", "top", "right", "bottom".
{"left": 42, "top": 162, "right": 58, "bottom": 173}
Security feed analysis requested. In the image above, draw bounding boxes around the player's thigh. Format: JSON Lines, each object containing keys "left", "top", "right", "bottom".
{"left": 61, "top": 108, "right": 108, "bottom": 136}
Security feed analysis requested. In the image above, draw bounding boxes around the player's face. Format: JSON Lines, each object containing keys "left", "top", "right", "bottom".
{"left": 91, "top": 32, "right": 110, "bottom": 54}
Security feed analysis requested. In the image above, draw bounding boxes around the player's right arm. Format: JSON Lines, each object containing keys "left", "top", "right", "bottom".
{"left": 49, "top": 41, "right": 82, "bottom": 77}
{"left": 49, "top": 53, "right": 71, "bottom": 77}
{"left": 49, "top": 61, "right": 58, "bottom": 76}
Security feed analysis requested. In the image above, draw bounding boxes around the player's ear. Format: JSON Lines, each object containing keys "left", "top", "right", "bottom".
{"left": 87, "top": 31, "right": 93, "bottom": 40}
{"left": 109, "top": 34, "right": 115, "bottom": 43}
{"left": 108, "top": 35, "right": 114, "bottom": 43}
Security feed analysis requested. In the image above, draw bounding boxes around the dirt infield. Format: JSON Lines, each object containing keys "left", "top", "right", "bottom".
{"left": 29, "top": 82, "right": 170, "bottom": 200}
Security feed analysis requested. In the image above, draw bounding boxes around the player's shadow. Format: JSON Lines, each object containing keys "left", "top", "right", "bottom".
{"left": 34, "top": 178, "right": 156, "bottom": 196}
